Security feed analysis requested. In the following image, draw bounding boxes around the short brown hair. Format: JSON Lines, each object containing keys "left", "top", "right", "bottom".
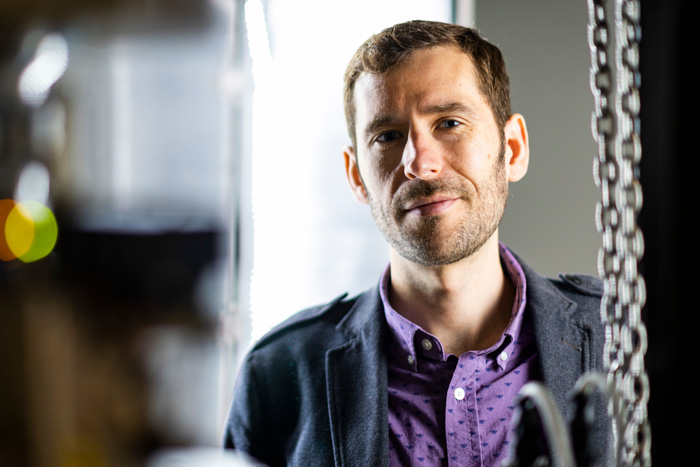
{"left": 343, "top": 20, "right": 511, "bottom": 147}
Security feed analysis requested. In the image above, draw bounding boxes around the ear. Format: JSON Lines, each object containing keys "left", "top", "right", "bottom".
{"left": 503, "top": 113, "right": 529, "bottom": 182}
{"left": 343, "top": 146, "right": 369, "bottom": 204}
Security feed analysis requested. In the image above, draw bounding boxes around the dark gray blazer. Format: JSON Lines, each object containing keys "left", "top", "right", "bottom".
{"left": 224, "top": 255, "right": 607, "bottom": 466}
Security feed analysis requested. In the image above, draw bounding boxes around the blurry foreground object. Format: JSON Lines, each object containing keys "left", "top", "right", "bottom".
{"left": 1, "top": 1, "right": 247, "bottom": 466}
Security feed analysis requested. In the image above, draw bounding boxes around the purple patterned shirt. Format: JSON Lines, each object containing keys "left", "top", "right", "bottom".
{"left": 381, "top": 243, "right": 537, "bottom": 467}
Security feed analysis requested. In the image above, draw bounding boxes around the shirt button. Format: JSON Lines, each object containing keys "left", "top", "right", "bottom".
{"left": 407, "top": 354, "right": 415, "bottom": 365}
{"left": 500, "top": 351, "right": 508, "bottom": 361}
{"left": 421, "top": 339, "right": 433, "bottom": 351}
{"left": 454, "top": 388, "right": 465, "bottom": 401}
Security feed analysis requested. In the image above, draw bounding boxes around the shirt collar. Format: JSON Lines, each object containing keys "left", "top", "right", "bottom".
{"left": 380, "top": 242, "right": 528, "bottom": 371}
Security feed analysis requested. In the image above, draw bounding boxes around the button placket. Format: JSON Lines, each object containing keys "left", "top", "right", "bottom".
{"left": 446, "top": 354, "right": 479, "bottom": 465}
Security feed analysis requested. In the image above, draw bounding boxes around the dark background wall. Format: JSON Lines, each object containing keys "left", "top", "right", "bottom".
{"left": 476, "top": 0, "right": 600, "bottom": 278}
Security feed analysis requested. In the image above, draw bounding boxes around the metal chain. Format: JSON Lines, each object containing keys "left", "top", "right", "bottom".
{"left": 587, "top": 0, "right": 651, "bottom": 465}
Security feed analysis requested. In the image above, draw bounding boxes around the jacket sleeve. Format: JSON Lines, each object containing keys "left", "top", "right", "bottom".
{"left": 222, "top": 353, "right": 269, "bottom": 464}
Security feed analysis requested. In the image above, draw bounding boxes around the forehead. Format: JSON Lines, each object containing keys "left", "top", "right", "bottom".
{"left": 353, "top": 45, "right": 490, "bottom": 133}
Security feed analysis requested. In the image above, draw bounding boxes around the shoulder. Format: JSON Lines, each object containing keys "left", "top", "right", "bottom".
{"left": 225, "top": 292, "right": 367, "bottom": 460}
{"left": 243, "top": 288, "right": 379, "bottom": 369}
{"left": 537, "top": 271, "right": 603, "bottom": 312}
{"left": 250, "top": 292, "right": 357, "bottom": 350}
{"left": 528, "top": 272, "right": 604, "bottom": 342}
{"left": 544, "top": 272, "right": 603, "bottom": 322}
{"left": 549, "top": 272, "right": 603, "bottom": 298}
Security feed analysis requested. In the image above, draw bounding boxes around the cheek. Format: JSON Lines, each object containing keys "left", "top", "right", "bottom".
{"left": 361, "top": 153, "right": 403, "bottom": 192}
{"left": 450, "top": 137, "right": 501, "bottom": 174}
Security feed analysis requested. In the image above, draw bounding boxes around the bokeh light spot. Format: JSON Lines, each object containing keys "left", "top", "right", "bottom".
{"left": 6, "top": 202, "right": 35, "bottom": 258}
{"left": 0, "top": 199, "right": 18, "bottom": 261}
{"left": 2, "top": 200, "right": 58, "bottom": 263}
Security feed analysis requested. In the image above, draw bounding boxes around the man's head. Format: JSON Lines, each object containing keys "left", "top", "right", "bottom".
{"left": 344, "top": 20, "right": 511, "bottom": 149}
{"left": 342, "top": 21, "right": 529, "bottom": 267}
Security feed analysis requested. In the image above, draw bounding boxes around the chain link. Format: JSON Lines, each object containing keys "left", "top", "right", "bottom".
{"left": 587, "top": 0, "right": 651, "bottom": 465}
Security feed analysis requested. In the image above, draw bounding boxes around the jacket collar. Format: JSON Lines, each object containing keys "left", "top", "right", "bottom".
{"left": 335, "top": 283, "right": 385, "bottom": 339}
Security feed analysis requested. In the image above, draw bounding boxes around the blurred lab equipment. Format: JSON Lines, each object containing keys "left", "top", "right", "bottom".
{"left": 1, "top": 1, "right": 250, "bottom": 465}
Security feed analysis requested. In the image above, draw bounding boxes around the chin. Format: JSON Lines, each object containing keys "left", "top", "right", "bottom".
{"left": 396, "top": 226, "right": 497, "bottom": 267}
{"left": 395, "top": 241, "right": 480, "bottom": 267}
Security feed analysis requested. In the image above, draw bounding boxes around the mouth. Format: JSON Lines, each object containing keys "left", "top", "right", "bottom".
{"left": 404, "top": 196, "right": 459, "bottom": 217}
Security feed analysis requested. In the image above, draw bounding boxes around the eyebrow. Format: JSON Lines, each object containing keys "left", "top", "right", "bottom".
{"left": 363, "top": 115, "right": 402, "bottom": 141}
{"left": 423, "top": 102, "right": 480, "bottom": 118}
{"left": 362, "top": 102, "right": 479, "bottom": 140}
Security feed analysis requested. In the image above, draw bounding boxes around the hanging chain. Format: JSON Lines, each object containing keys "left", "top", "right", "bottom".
{"left": 588, "top": 0, "right": 651, "bottom": 465}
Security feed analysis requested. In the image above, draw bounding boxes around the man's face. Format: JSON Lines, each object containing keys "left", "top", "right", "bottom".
{"left": 347, "top": 45, "right": 512, "bottom": 266}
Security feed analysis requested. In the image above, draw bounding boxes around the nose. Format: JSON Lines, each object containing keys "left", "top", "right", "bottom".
{"left": 402, "top": 130, "right": 444, "bottom": 180}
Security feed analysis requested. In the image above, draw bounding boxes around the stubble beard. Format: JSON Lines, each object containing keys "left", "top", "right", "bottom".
{"left": 364, "top": 146, "right": 508, "bottom": 267}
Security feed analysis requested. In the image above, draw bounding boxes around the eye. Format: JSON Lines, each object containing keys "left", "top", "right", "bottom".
{"left": 375, "top": 130, "right": 402, "bottom": 144}
{"left": 438, "top": 119, "right": 462, "bottom": 129}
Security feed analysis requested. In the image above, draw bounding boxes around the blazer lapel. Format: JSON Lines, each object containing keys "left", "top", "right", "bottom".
{"left": 326, "top": 288, "right": 389, "bottom": 467}
{"left": 522, "top": 263, "right": 593, "bottom": 417}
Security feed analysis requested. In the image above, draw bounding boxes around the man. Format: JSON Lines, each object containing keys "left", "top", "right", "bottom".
{"left": 224, "top": 20, "right": 607, "bottom": 466}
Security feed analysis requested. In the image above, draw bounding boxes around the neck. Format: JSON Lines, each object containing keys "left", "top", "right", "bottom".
{"left": 388, "top": 235, "right": 514, "bottom": 355}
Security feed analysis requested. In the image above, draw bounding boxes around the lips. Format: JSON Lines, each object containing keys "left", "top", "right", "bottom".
{"left": 404, "top": 196, "right": 459, "bottom": 216}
